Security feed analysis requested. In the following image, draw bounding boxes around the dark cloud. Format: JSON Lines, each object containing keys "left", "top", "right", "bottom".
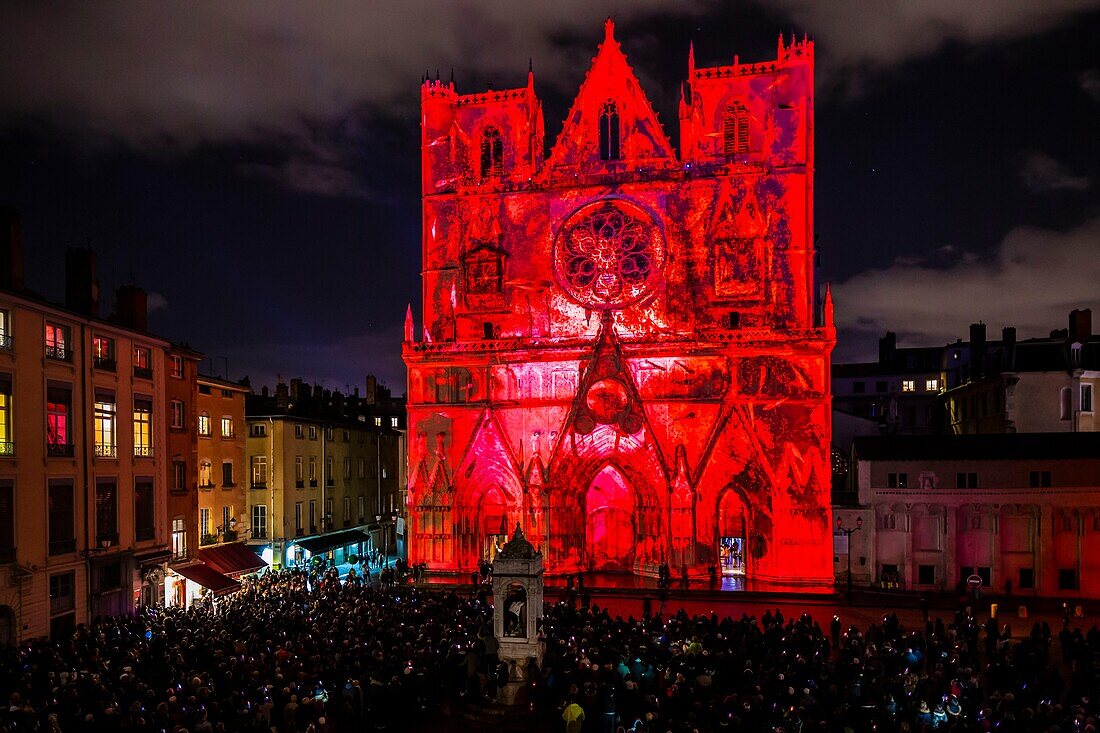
{"left": 1080, "top": 68, "right": 1100, "bottom": 101}
{"left": 1018, "top": 151, "right": 1092, "bottom": 193}
{"left": 832, "top": 216, "right": 1100, "bottom": 359}
{"left": 774, "top": 0, "right": 1100, "bottom": 68}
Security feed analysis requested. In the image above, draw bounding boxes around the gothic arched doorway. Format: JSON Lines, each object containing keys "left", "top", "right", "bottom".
{"left": 479, "top": 487, "right": 511, "bottom": 562}
{"left": 585, "top": 466, "right": 636, "bottom": 572}
{"left": 717, "top": 490, "right": 749, "bottom": 578}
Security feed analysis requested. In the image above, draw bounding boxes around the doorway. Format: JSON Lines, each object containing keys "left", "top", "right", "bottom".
{"left": 718, "top": 490, "right": 748, "bottom": 578}
{"left": 585, "top": 466, "right": 636, "bottom": 572}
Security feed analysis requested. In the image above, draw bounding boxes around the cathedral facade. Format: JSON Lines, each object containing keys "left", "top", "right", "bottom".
{"left": 404, "top": 21, "right": 835, "bottom": 589}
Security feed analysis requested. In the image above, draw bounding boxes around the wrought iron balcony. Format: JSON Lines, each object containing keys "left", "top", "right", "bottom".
{"left": 47, "top": 443, "right": 74, "bottom": 458}
{"left": 133, "top": 445, "right": 154, "bottom": 458}
{"left": 94, "top": 443, "right": 117, "bottom": 458}
{"left": 200, "top": 533, "right": 218, "bottom": 546}
{"left": 0, "top": 333, "right": 12, "bottom": 351}
{"left": 295, "top": 480, "right": 304, "bottom": 488}
{"left": 45, "top": 344, "right": 71, "bottom": 362}
{"left": 133, "top": 366, "right": 153, "bottom": 379}
{"left": 0, "top": 442, "right": 13, "bottom": 456}
{"left": 252, "top": 529, "right": 267, "bottom": 540}
{"left": 93, "top": 357, "right": 116, "bottom": 371}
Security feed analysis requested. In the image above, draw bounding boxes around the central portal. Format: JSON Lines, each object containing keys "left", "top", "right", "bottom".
{"left": 585, "top": 466, "right": 635, "bottom": 572}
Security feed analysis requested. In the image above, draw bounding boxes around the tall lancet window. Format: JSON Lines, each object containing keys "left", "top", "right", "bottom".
{"left": 480, "top": 126, "right": 504, "bottom": 180}
{"left": 599, "top": 100, "right": 621, "bottom": 161}
{"left": 723, "top": 102, "right": 750, "bottom": 156}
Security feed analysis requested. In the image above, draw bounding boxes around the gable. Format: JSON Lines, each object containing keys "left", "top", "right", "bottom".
{"left": 545, "top": 19, "right": 675, "bottom": 176}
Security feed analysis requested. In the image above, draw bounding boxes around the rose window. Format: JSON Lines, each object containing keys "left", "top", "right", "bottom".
{"left": 553, "top": 200, "right": 664, "bottom": 309}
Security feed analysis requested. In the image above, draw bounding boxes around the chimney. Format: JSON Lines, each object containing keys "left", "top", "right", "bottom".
{"left": 1069, "top": 308, "right": 1092, "bottom": 342}
{"left": 365, "top": 375, "right": 378, "bottom": 405}
{"left": 115, "top": 284, "right": 147, "bottom": 331}
{"left": 1002, "top": 327, "right": 1016, "bottom": 370}
{"left": 65, "top": 246, "right": 100, "bottom": 316}
{"left": 878, "top": 332, "right": 897, "bottom": 366}
{"left": 0, "top": 207, "right": 25, "bottom": 291}
{"left": 289, "top": 378, "right": 302, "bottom": 402}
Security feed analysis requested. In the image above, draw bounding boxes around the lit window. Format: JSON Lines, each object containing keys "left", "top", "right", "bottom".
{"left": 170, "top": 400, "right": 184, "bottom": 429}
{"left": 133, "top": 399, "right": 152, "bottom": 456}
{"left": 374, "top": 417, "right": 382, "bottom": 427}
{"left": 479, "top": 126, "right": 504, "bottom": 180}
{"left": 221, "top": 416, "right": 233, "bottom": 438}
{"left": 925, "top": 379, "right": 939, "bottom": 392}
{"left": 0, "top": 309, "right": 10, "bottom": 350}
{"left": 295, "top": 456, "right": 303, "bottom": 484}
{"left": 170, "top": 354, "right": 183, "bottom": 379}
{"left": 200, "top": 507, "right": 211, "bottom": 538}
{"left": 133, "top": 346, "right": 151, "bottom": 377}
{"left": 44, "top": 323, "right": 70, "bottom": 361}
{"left": 309, "top": 456, "right": 317, "bottom": 484}
{"left": 391, "top": 416, "right": 399, "bottom": 428}
{"left": 598, "top": 100, "right": 621, "bottom": 161}
{"left": 722, "top": 102, "right": 750, "bottom": 156}
{"left": 198, "top": 413, "right": 211, "bottom": 437}
{"left": 901, "top": 380, "right": 915, "bottom": 392}
{"left": 93, "top": 394, "right": 116, "bottom": 457}
{"left": 171, "top": 517, "right": 187, "bottom": 560}
{"left": 92, "top": 336, "right": 114, "bottom": 369}
{"left": 0, "top": 374, "right": 11, "bottom": 452}
{"left": 46, "top": 386, "right": 71, "bottom": 448}
{"left": 199, "top": 460, "right": 213, "bottom": 488}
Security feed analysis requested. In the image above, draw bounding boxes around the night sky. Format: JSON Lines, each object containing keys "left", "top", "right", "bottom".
{"left": 1, "top": 2, "right": 1098, "bottom": 393}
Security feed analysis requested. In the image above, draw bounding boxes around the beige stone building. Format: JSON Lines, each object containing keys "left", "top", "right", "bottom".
{"left": 0, "top": 235, "right": 171, "bottom": 642}
{"left": 835, "top": 433, "right": 1100, "bottom": 599}
{"left": 246, "top": 380, "right": 403, "bottom": 570}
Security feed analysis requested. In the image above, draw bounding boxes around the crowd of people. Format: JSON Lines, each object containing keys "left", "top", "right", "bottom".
{"left": 0, "top": 567, "right": 1097, "bottom": 733}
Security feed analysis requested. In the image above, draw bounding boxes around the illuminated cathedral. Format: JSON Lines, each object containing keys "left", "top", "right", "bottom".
{"left": 404, "top": 20, "right": 835, "bottom": 589}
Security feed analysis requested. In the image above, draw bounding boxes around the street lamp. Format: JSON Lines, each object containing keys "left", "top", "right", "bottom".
{"left": 375, "top": 514, "right": 392, "bottom": 569}
{"left": 836, "top": 515, "right": 862, "bottom": 604}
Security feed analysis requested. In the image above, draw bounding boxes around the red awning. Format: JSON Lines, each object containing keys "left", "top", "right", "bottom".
{"left": 172, "top": 563, "right": 240, "bottom": 595}
{"left": 197, "top": 542, "right": 267, "bottom": 576}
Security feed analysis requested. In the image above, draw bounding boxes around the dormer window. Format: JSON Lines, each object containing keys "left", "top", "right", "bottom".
{"left": 480, "top": 127, "right": 504, "bottom": 180}
{"left": 599, "top": 100, "right": 621, "bottom": 161}
{"left": 723, "top": 102, "right": 750, "bottom": 156}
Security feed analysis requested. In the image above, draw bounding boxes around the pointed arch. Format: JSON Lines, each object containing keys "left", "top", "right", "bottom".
{"left": 480, "top": 126, "right": 504, "bottom": 180}
{"left": 722, "top": 101, "right": 750, "bottom": 156}
{"left": 599, "top": 100, "right": 621, "bottom": 161}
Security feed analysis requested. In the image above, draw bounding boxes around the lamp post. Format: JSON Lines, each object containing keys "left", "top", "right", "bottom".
{"left": 836, "top": 515, "right": 862, "bottom": 603}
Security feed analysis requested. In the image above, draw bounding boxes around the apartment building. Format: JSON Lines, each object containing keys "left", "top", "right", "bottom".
{"left": 0, "top": 225, "right": 171, "bottom": 642}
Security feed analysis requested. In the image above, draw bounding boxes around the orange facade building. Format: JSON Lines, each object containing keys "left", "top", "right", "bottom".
{"left": 404, "top": 23, "right": 835, "bottom": 589}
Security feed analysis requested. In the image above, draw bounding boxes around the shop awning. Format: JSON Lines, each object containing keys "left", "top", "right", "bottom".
{"left": 295, "top": 529, "right": 370, "bottom": 555}
{"left": 197, "top": 542, "right": 267, "bottom": 576}
{"left": 172, "top": 563, "right": 240, "bottom": 595}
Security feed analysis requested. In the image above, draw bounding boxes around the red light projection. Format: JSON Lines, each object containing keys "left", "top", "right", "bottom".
{"left": 404, "top": 20, "right": 835, "bottom": 591}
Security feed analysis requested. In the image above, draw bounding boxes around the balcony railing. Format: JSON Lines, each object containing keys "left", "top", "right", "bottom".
{"left": 49, "top": 538, "right": 76, "bottom": 556}
{"left": 136, "top": 527, "right": 155, "bottom": 542}
{"left": 309, "top": 480, "right": 317, "bottom": 487}
{"left": 94, "top": 444, "right": 117, "bottom": 458}
{"left": 133, "top": 366, "right": 153, "bottom": 380}
{"left": 198, "top": 481, "right": 215, "bottom": 490}
{"left": 45, "top": 344, "right": 71, "bottom": 362}
{"left": 133, "top": 445, "right": 153, "bottom": 458}
{"left": 252, "top": 530, "right": 267, "bottom": 540}
{"left": 0, "top": 333, "right": 12, "bottom": 351}
{"left": 0, "top": 442, "right": 13, "bottom": 456}
{"left": 295, "top": 480, "right": 304, "bottom": 488}
{"left": 93, "top": 357, "right": 116, "bottom": 371}
{"left": 200, "top": 533, "right": 218, "bottom": 546}
{"left": 47, "top": 443, "right": 75, "bottom": 458}
{"left": 309, "top": 525, "right": 317, "bottom": 534}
